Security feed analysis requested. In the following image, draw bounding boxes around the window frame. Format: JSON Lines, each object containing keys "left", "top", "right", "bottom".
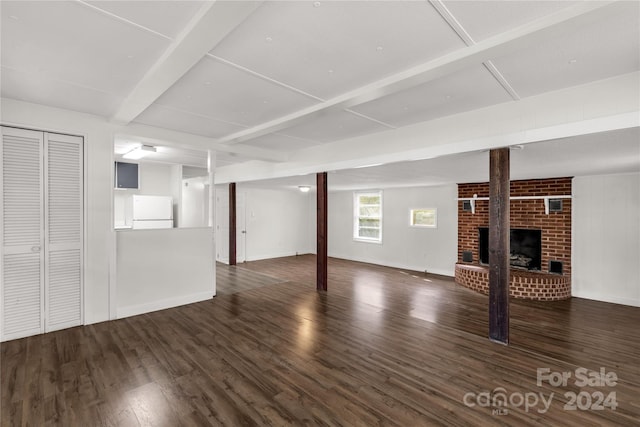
{"left": 353, "top": 190, "right": 383, "bottom": 243}
{"left": 409, "top": 208, "right": 437, "bottom": 228}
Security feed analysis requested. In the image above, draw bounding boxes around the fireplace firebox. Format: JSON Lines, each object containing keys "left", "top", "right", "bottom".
{"left": 478, "top": 227, "right": 542, "bottom": 271}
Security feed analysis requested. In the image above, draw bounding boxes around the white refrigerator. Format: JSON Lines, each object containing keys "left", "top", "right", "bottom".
{"left": 127, "top": 195, "right": 174, "bottom": 229}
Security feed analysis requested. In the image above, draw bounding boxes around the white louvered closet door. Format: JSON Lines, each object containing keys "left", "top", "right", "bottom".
{"left": 45, "top": 132, "right": 83, "bottom": 332}
{"left": 1, "top": 127, "right": 84, "bottom": 341}
{"left": 1, "top": 127, "right": 45, "bottom": 340}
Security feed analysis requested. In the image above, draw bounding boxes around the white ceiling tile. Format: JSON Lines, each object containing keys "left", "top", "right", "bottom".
{"left": 279, "top": 109, "right": 390, "bottom": 143}
{"left": 1, "top": 1, "right": 170, "bottom": 96}
{"left": 211, "top": 1, "right": 465, "bottom": 99}
{"left": 86, "top": 1, "right": 205, "bottom": 39}
{"left": 239, "top": 133, "right": 322, "bottom": 152}
{"left": 490, "top": 2, "right": 640, "bottom": 98}
{"left": 443, "top": 0, "right": 579, "bottom": 42}
{"left": 216, "top": 152, "right": 250, "bottom": 168}
{"left": 1, "top": 66, "right": 120, "bottom": 117}
{"left": 133, "top": 104, "right": 246, "bottom": 139}
{"left": 351, "top": 66, "right": 513, "bottom": 128}
{"left": 153, "top": 56, "right": 319, "bottom": 127}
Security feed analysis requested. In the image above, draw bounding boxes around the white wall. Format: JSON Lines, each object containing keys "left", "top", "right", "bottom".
{"left": 573, "top": 173, "right": 640, "bottom": 307}
{"left": 116, "top": 228, "right": 215, "bottom": 318}
{"left": 1, "top": 98, "right": 218, "bottom": 325}
{"left": 215, "top": 185, "right": 314, "bottom": 263}
{"left": 181, "top": 176, "right": 209, "bottom": 228}
{"left": 328, "top": 184, "right": 458, "bottom": 276}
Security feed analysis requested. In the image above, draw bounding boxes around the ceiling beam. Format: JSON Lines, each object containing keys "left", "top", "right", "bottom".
{"left": 111, "top": 1, "right": 262, "bottom": 125}
{"left": 218, "top": 1, "right": 616, "bottom": 145}
{"left": 119, "top": 122, "right": 288, "bottom": 163}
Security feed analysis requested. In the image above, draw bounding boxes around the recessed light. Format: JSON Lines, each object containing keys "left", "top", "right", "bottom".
{"left": 376, "top": 46, "right": 384, "bottom": 52}
{"left": 9, "top": 15, "right": 19, "bottom": 20}
{"left": 446, "top": 95, "right": 451, "bottom": 100}
{"left": 298, "top": 186, "right": 311, "bottom": 193}
{"left": 127, "top": 54, "right": 134, "bottom": 59}
{"left": 265, "top": 36, "right": 273, "bottom": 43}
{"left": 328, "top": 69, "right": 334, "bottom": 74}
{"left": 313, "top": 1, "right": 321, "bottom": 7}
{"left": 204, "top": 81, "right": 211, "bottom": 86}
{"left": 263, "top": 100, "right": 269, "bottom": 104}
{"left": 568, "top": 58, "right": 578, "bottom": 64}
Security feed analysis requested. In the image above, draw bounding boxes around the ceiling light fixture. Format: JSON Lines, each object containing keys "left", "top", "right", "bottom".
{"left": 298, "top": 186, "right": 311, "bottom": 193}
{"left": 313, "top": 1, "right": 321, "bottom": 7}
{"left": 568, "top": 58, "right": 578, "bottom": 64}
{"left": 123, "top": 145, "right": 156, "bottom": 160}
{"left": 265, "top": 36, "right": 273, "bottom": 43}
{"left": 376, "top": 46, "right": 384, "bottom": 52}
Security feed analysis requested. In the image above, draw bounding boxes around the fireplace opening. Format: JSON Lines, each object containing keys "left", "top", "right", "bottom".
{"left": 478, "top": 227, "right": 542, "bottom": 271}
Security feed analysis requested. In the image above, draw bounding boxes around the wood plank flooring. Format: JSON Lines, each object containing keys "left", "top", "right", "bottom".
{"left": 2, "top": 255, "right": 639, "bottom": 426}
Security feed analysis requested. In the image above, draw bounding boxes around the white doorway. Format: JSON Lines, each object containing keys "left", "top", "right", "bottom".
{"left": 236, "top": 193, "right": 246, "bottom": 263}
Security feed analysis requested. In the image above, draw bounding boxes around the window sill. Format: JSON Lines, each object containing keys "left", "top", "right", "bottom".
{"left": 353, "top": 238, "right": 383, "bottom": 245}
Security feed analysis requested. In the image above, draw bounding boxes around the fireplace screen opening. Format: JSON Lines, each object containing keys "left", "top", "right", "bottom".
{"left": 478, "top": 228, "right": 542, "bottom": 271}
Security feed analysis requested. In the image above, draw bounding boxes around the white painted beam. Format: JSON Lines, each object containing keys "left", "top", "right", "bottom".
{"left": 119, "top": 122, "right": 288, "bottom": 163}
{"left": 218, "top": 1, "right": 616, "bottom": 144}
{"left": 214, "top": 71, "right": 640, "bottom": 183}
{"left": 111, "top": 1, "right": 262, "bottom": 125}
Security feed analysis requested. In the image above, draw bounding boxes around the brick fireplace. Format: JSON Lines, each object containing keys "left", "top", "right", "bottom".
{"left": 455, "top": 177, "right": 572, "bottom": 301}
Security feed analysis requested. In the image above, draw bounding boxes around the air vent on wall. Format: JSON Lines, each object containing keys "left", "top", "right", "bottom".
{"left": 549, "top": 199, "right": 563, "bottom": 212}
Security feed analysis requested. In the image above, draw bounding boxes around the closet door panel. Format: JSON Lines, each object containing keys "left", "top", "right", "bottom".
{"left": 45, "top": 133, "right": 83, "bottom": 332}
{"left": 1, "top": 127, "right": 45, "bottom": 340}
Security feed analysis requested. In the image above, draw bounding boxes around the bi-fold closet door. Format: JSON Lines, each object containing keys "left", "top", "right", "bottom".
{"left": 1, "top": 126, "right": 84, "bottom": 341}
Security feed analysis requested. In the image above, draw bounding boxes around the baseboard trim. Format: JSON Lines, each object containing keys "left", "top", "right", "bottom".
{"left": 571, "top": 291, "right": 640, "bottom": 308}
{"left": 117, "top": 291, "right": 214, "bottom": 319}
{"left": 329, "top": 253, "right": 454, "bottom": 277}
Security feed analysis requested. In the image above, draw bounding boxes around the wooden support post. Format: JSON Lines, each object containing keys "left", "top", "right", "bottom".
{"left": 489, "top": 148, "right": 510, "bottom": 344}
{"left": 229, "top": 182, "right": 237, "bottom": 266}
{"left": 317, "top": 172, "right": 328, "bottom": 291}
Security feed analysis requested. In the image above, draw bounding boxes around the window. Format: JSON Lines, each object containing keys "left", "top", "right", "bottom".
{"left": 354, "top": 191, "right": 382, "bottom": 242}
{"left": 410, "top": 208, "right": 437, "bottom": 228}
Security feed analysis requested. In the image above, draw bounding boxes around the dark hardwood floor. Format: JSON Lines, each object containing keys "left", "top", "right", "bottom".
{"left": 2, "top": 255, "right": 639, "bottom": 426}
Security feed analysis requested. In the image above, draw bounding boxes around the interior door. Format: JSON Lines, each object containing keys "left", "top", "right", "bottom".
{"left": 1, "top": 127, "right": 84, "bottom": 341}
{"left": 44, "top": 132, "right": 83, "bottom": 332}
{"left": 215, "top": 187, "right": 229, "bottom": 262}
{"left": 1, "top": 127, "right": 45, "bottom": 340}
{"left": 236, "top": 193, "right": 246, "bottom": 263}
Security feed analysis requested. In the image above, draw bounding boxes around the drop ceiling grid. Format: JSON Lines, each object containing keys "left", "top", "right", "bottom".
{"left": 350, "top": 65, "right": 514, "bottom": 128}
{"left": 148, "top": 56, "right": 320, "bottom": 129}
{"left": 441, "top": 0, "right": 580, "bottom": 42}
{"left": 1, "top": 65, "right": 122, "bottom": 117}
{"left": 133, "top": 103, "right": 247, "bottom": 139}
{"left": 0, "top": 1, "right": 171, "bottom": 96}
{"left": 237, "top": 133, "right": 324, "bottom": 152}
{"left": 209, "top": 0, "right": 467, "bottom": 100}
{"left": 278, "top": 108, "right": 391, "bottom": 143}
{"left": 487, "top": 2, "right": 640, "bottom": 98}
{"left": 83, "top": 0, "right": 206, "bottom": 40}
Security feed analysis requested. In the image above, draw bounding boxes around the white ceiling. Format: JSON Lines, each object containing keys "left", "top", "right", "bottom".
{"left": 1, "top": 1, "right": 639, "bottom": 181}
